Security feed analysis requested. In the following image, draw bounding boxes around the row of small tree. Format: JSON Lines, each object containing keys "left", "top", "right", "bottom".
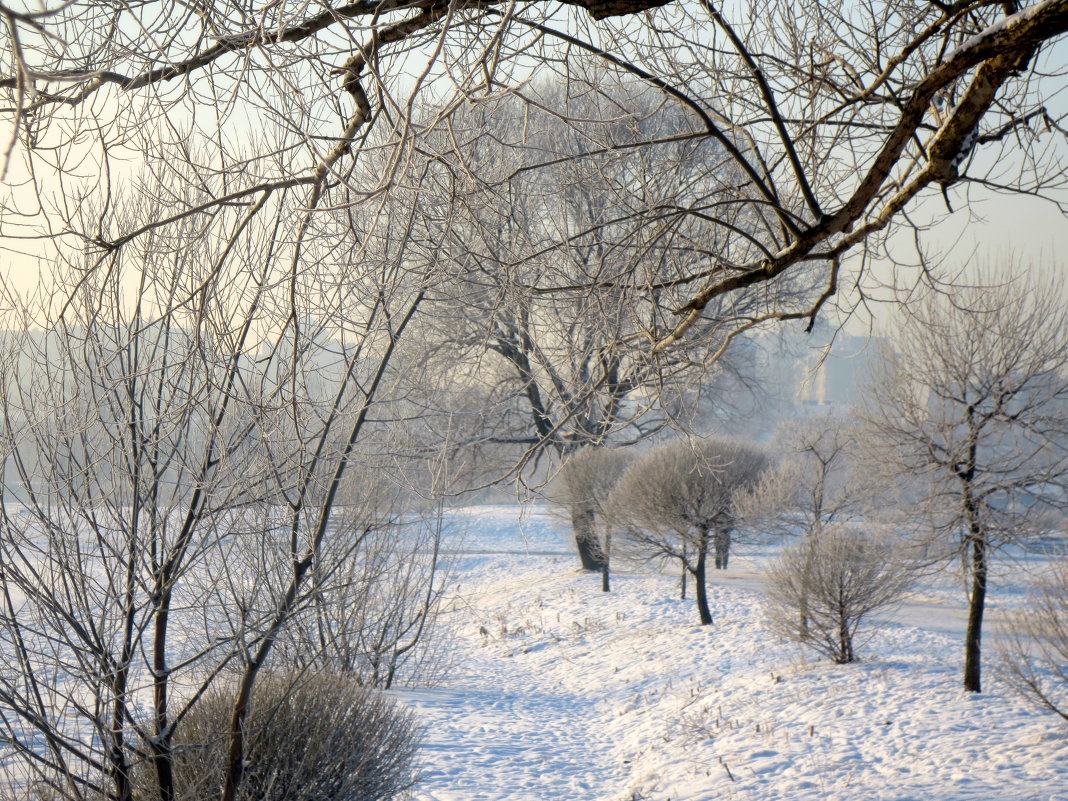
{"left": 555, "top": 270, "right": 1068, "bottom": 711}
{"left": 557, "top": 437, "right": 767, "bottom": 623}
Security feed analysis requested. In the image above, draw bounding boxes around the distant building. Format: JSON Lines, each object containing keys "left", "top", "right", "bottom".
{"left": 794, "top": 332, "right": 879, "bottom": 412}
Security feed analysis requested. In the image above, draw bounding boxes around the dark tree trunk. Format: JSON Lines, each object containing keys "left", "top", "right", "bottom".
{"left": 680, "top": 541, "right": 688, "bottom": 599}
{"left": 571, "top": 505, "right": 607, "bottom": 571}
{"left": 964, "top": 532, "right": 988, "bottom": 692}
{"left": 713, "top": 527, "right": 731, "bottom": 569}
{"left": 694, "top": 532, "right": 713, "bottom": 625}
{"left": 601, "top": 530, "right": 611, "bottom": 592}
{"left": 836, "top": 610, "right": 854, "bottom": 664}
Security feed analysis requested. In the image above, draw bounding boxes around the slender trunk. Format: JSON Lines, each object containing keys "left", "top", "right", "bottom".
{"left": 964, "top": 531, "right": 988, "bottom": 692}
{"left": 713, "top": 528, "right": 731, "bottom": 570}
{"left": 680, "top": 541, "right": 687, "bottom": 600}
{"left": 961, "top": 432, "right": 987, "bottom": 694}
{"left": 799, "top": 535, "right": 814, "bottom": 640}
{"left": 836, "top": 579, "right": 854, "bottom": 663}
{"left": 107, "top": 669, "right": 134, "bottom": 801}
{"left": 694, "top": 530, "right": 713, "bottom": 625}
{"left": 109, "top": 518, "right": 141, "bottom": 801}
{"left": 150, "top": 594, "right": 175, "bottom": 801}
{"left": 601, "top": 530, "right": 611, "bottom": 592}
{"left": 571, "top": 505, "right": 606, "bottom": 571}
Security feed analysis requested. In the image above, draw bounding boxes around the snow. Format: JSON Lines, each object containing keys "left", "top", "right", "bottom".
{"left": 399, "top": 505, "right": 1068, "bottom": 801}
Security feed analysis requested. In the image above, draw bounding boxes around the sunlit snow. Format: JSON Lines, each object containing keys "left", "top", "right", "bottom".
{"left": 398, "top": 505, "right": 1068, "bottom": 801}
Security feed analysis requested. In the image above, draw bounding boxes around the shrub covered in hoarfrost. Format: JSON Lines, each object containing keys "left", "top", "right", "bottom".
{"left": 139, "top": 671, "right": 419, "bottom": 801}
{"left": 764, "top": 526, "right": 914, "bottom": 663}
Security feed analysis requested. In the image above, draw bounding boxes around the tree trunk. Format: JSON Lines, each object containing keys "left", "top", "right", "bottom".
{"left": 571, "top": 505, "right": 607, "bottom": 571}
{"left": 964, "top": 532, "right": 988, "bottom": 692}
{"left": 837, "top": 606, "right": 854, "bottom": 664}
{"left": 601, "top": 530, "right": 611, "bottom": 592}
{"left": 713, "top": 527, "right": 731, "bottom": 569}
{"left": 694, "top": 532, "right": 713, "bottom": 625}
{"left": 799, "top": 536, "right": 814, "bottom": 640}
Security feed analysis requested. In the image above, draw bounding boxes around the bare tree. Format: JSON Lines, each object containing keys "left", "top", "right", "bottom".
{"left": 999, "top": 557, "right": 1068, "bottom": 723}
{"left": 0, "top": 169, "right": 443, "bottom": 801}
{"left": 610, "top": 438, "right": 768, "bottom": 624}
{"left": 4, "top": 0, "right": 1067, "bottom": 355}
{"left": 553, "top": 446, "right": 634, "bottom": 590}
{"left": 736, "top": 415, "right": 883, "bottom": 636}
{"left": 419, "top": 82, "right": 765, "bottom": 569}
{"left": 771, "top": 417, "right": 872, "bottom": 536}
{"left": 860, "top": 271, "right": 1068, "bottom": 692}
{"left": 764, "top": 525, "right": 915, "bottom": 664}
{"left": 272, "top": 470, "right": 453, "bottom": 689}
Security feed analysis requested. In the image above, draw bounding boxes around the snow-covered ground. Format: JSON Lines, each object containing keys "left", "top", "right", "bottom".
{"left": 398, "top": 505, "right": 1068, "bottom": 801}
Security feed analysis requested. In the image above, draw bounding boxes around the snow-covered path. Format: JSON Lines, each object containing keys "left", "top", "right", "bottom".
{"left": 396, "top": 508, "right": 627, "bottom": 800}
{"left": 400, "top": 679, "right": 621, "bottom": 800}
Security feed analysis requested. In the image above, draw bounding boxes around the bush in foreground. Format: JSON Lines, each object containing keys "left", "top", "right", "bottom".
{"left": 141, "top": 671, "right": 419, "bottom": 801}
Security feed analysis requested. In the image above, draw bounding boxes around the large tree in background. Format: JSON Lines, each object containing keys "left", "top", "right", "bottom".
{"left": 418, "top": 84, "right": 765, "bottom": 569}
{"left": 861, "top": 272, "right": 1068, "bottom": 693}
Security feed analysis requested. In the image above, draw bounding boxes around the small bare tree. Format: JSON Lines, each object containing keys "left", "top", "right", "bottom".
{"left": 738, "top": 415, "right": 880, "bottom": 637}
{"left": 860, "top": 271, "right": 1068, "bottom": 692}
{"left": 610, "top": 438, "right": 768, "bottom": 625}
{"left": 999, "top": 558, "right": 1068, "bottom": 723}
{"left": 272, "top": 475, "right": 453, "bottom": 689}
{"left": 764, "top": 525, "right": 915, "bottom": 664}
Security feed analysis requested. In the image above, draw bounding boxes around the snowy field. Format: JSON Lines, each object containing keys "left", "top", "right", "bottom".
{"left": 397, "top": 505, "right": 1068, "bottom": 801}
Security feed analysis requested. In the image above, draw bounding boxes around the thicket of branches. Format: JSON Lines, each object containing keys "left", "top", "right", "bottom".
{"left": 764, "top": 525, "right": 916, "bottom": 663}
{"left": 3, "top": 0, "right": 1067, "bottom": 579}
{"left": 1000, "top": 558, "right": 1068, "bottom": 724}
{"left": 4, "top": 0, "right": 1066, "bottom": 343}
{"left": 0, "top": 181, "right": 446, "bottom": 800}
{"left": 1, "top": 0, "right": 1068, "bottom": 792}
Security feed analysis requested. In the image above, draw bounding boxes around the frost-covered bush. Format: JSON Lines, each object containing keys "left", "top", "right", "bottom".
{"left": 142, "top": 671, "right": 420, "bottom": 801}
{"left": 610, "top": 437, "right": 768, "bottom": 624}
{"left": 764, "top": 526, "right": 914, "bottom": 663}
{"left": 1000, "top": 558, "right": 1068, "bottom": 723}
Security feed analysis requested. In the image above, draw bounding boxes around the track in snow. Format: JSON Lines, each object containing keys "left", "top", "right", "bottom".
{"left": 397, "top": 675, "right": 622, "bottom": 800}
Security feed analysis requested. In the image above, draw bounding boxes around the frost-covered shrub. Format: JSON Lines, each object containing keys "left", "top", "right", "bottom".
{"left": 610, "top": 437, "right": 769, "bottom": 624}
{"left": 1000, "top": 558, "right": 1068, "bottom": 723}
{"left": 764, "top": 526, "right": 914, "bottom": 663}
{"left": 141, "top": 672, "right": 419, "bottom": 801}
